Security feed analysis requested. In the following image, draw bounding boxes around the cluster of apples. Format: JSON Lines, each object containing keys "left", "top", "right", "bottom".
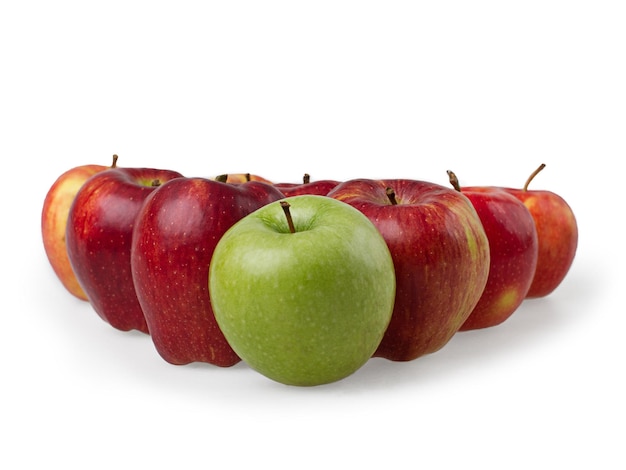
{"left": 41, "top": 156, "right": 578, "bottom": 386}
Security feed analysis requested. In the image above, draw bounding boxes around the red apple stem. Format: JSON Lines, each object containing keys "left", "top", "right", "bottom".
{"left": 215, "top": 174, "right": 229, "bottom": 183}
{"left": 280, "top": 201, "right": 296, "bottom": 233}
{"left": 447, "top": 170, "right": 461, "bottom": 192}
{"left": 386, "top": 187, "right": 398, "bottom": 205}
{"left": 523, "top": 163, "right": 546, "bottom": 191}
{"left": 111, "top": 154, "right": 118, "bottom": 168}
{"left": 303, "top": 173, "right": 311, "bottom": 184}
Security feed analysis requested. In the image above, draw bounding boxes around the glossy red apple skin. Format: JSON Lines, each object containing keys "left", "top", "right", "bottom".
{"left": 42, "top": 162, "right": 111, "bottom": 300}
{"left": 66, "top": 167, "right": 184, "bottom": 333}
{"left": 131, "top": 177, "right": 285, "bottom": 366}
{"left": 275, "top": 174, "right": 340, "bottom": 197}
{"left": 456, "top": 187, "right": 538, "bottom": 330}
{"left": 328, "top": 179, "right": 490, "bottom": 361}
{"left": 503, "top": 186, "right": 578, "bottom": 298}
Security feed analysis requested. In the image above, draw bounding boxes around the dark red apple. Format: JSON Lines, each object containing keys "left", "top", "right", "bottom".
{"left": 131, "top": 177, "right": 285, "bottom": 366}
{"left": 66, "top": 166, "right": 183, "bottom": 333}
{"left": 502, "top": 164, "right": 578, "bottom": 298}
{"left": 447, "top": 171, "right": 538, "bottom": 330}
{"left": 328, "top": 178, "right": 490, "bottom": 361}
{"left": 274, "top": 174, "right": 340, "bottom": 197}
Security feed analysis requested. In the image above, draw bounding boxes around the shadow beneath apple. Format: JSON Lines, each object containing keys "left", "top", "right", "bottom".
{"left": 330, "top": 261, "right": 599, "bottom": 392}
{"left": 35, "top": 247, "right": 603, "bottom": 401}
{"left": 120, "top": 262, "right": 599, "bottom": 399}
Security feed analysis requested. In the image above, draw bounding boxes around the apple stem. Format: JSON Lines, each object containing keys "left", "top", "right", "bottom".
{"left": 280, "top": 201, "right": 296, "bottom": 233}
{"left": 447, "top": 170, "right": 461, "bottom": 192}
{"left": 523, "top": 163, "right": 546, "bottom": 191}
{"left": 303, "top": 173, "right": 310, "bottom": 184}
{"left": 215, "top": 174, "right": 229, "bottom": 183}
{"left": 245, "top": 173, "right": 251, "bottom": 182}
{"left": 386, "top": 187, "right": 398, "bottom": 205}
{"left": 111, "top": 154, "right": 118, "bottom": 168}
{"left": 151, "top": 179, "right": 161, "bottom": 187}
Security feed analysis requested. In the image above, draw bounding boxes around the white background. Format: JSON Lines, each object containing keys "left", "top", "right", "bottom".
{"left": 2, "top": 1, "right": 624, "bottom": 468}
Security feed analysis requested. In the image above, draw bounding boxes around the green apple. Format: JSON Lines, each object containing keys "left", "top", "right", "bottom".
{"left": 208, "top": 195, "right": 396, "bottom": 386}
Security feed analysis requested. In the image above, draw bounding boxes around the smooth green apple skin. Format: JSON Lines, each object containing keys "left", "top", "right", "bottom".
{"left": 208, "top": 195, "right": 396, "bottom": 386}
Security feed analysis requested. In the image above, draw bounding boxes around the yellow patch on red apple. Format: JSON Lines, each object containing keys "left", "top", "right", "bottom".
{"left": 496, "top": 288, "right": 519, "bottom": 313}
{"left": 522, "top": 195, "right": 538, "bottom": 211}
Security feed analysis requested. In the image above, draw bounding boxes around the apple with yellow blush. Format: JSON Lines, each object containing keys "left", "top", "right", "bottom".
{"left": 41, "top": 155, "right": 118, "bottom": 300}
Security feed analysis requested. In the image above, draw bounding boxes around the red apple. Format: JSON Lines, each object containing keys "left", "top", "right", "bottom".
{"left": 66, "top": 166, "right": 183, "bottom": 333}
{"left": 41, "top": 155, "right": 120, "bottom": 300}
{"left": 131, "top": 177, "right": 285, "bottom": 366}
{"left": 502, "top": 164, "right": 578, "bottom": 298}
{"left": 328, "top": 179, "right": 490, "bottom": 361}
{"left": 274, "top": 173, "right": 340, "bottom": 197}
{"left": 447, "top": 171, "right": 538, "bottom": 330}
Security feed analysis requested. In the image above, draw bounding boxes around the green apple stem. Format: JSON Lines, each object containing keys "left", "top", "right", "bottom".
{"left": 280, "top": 201, "right": 296, "bottom": 233}
{"left": 386, "top": 187, "right": 398, "bottom": 205}
{"left": 215, "top": 174, "right": 229, "bottom": 183}
{"left": 303, "top": 173, "right": 310, "bottom": 184}
{"left": 111, "top": 154, "right": 118, "bottom": 168}
{"left": 523, "top": 163, "right": 546, "bottom": 191}
{"left": 447, "top": 170, "right": 461, "bottom": 192}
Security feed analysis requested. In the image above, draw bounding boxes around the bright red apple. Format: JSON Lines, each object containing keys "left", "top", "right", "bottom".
{"left": 328, "top": 178, "right": 490, "bottom": 361}
{"left": 66, "top": 166, "right": 183, "bottom": 333}
{"left": 41, "top": 155, "right": 118, "bottom": 301}
{"left": 131, "top": 177, "right": 285, "bottom": 366}
{"left": 447, "top": 171, "right": 538, "bottom": 330}
{"left": 502, "top": 164, "right": 578, "bottom": 298}
{"left": 274, "top": 173, "right": 340, "bottom": 197}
